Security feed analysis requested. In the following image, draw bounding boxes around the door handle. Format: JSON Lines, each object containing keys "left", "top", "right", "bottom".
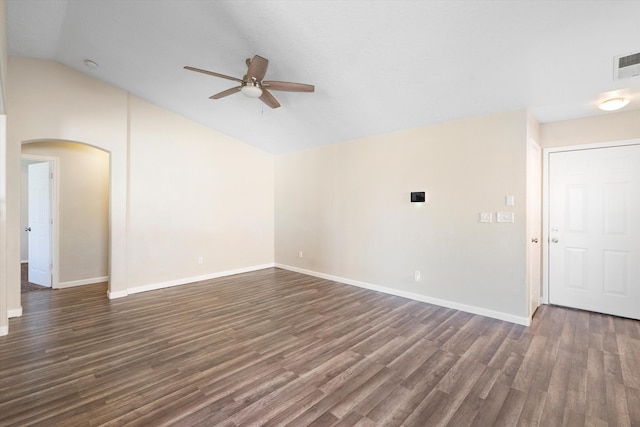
{"left": 551, "top": 238, "right": 559, "bottom": 243}
{"left": 25, "top": 227, "right": 31, "bottom": 232}
{"left": 531, "top": 238, "right": 539, "bottom": 243}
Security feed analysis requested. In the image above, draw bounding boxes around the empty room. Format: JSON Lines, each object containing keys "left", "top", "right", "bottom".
{"left": 0, "top": 1, "right": 639, "bottom": 426}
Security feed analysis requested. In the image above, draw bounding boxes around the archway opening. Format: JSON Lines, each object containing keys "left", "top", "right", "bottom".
{"left": 20, "top": 139, "right": 111, "bottom": 301}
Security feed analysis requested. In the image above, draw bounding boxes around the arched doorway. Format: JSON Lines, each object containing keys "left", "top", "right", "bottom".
{"left": 21, "top": 140, "right": 111, "bottom": 299}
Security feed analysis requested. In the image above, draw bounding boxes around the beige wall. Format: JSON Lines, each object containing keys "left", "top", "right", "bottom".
{"left": 540, "top": 110, "right": 640, "bottom": 148}
{"left": 127, "top": 97, "right": 274, "bottom": 288}
{"left": 527, "top": 110, "right": 540, "bottom": 145}
{"left": 0, "top": 0, "right": 6, "bottom": 114}
{"left": 6, "top": 56, "right": 128, "bottom": 311}
{"left": 4, "top": 57, "right": 274, "bottom": 319}
{"left": 275, "top": 110, "right": 529, "bottom": 320}
{"left": 22, "top": 142, "right": 110, "bottom": 284}
{"left": 0, "top": 0, "right": 8, "bottom": 333}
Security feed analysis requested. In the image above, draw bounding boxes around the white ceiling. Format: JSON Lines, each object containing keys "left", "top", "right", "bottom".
{"left": 6, "top": 0, "right": 640, "bottom": 153}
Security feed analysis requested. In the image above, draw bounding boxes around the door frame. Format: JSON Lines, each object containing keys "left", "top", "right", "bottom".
{"left": 542, "top": 138, "right": 640, "bottom": 304}
{"left": 21, "top": 154, "right": 60, "bottom": 289}
{"left": 527, "top": 138, "right": 542, "bottom": 318}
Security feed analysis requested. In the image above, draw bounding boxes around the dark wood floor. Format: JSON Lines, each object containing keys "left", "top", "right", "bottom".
{"left": 20, "top": 263, "right": 51, "bottom": 293}
{"left": 1, "top": 268, "right": 639, "bottom": 426}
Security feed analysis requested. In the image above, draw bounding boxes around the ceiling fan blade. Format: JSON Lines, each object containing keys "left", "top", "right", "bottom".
{"left": 259, "top": 89, "right": 281, "bottom": 109}
{"left": 209, "top": 86, "right": 241, "bottom": 99}
{"left": 184, "top": 66, "right": 242, "bottom": 83}
{"left": 263, "top": 81, "right": 315, "bottom": 92}
{"left": 246, "top": 55, "right": 269, "bottom": 81}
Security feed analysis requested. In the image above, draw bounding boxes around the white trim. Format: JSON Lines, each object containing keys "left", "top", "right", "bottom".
{"left": 527, "top": 137, "right": 543, "bottom": 320}
{"left": 21, "top": 260, "right": 28, "bottom": 264}
{"left": 8, "top": 307, "right": 23, "bottom": 318}
{"left": 0, "top": 116, "right": 6, "bottom": 336}
{"left": 543, "top": 139, "right": 640, "bottom": 154}
{"left": 56, "top": 276, "right": 109, "bottom": 289}
{"left": 125, "top": 263, "right": 276, "bottom": 296}
{"left": 276, "top": 264, "right": 531, "bottom": 326}
{"left": 107, "top": 290, "right": 128, "bottom": 299}
{"left": 542, "top": 138, "right": 640, "bottom": 305}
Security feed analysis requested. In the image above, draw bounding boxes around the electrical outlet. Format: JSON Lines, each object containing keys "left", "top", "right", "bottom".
{"left": 479, "top": 212, "right": 492, "bottom": 223}
{"left": 197, "top": 256, "right": 203, "bottom": 265}
{"left": 496, "top": 212, "right": 515, "bottom": 223}
{"left": 415, "top": 270, "right": 421, "bottom": 282}
{"left": 298, "top": 250, "right": 303, "bottom": 258}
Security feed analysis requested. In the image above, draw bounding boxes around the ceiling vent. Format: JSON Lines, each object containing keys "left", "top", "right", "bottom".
{"left": 614, "top": 51, "right": 640, "bottom": 80}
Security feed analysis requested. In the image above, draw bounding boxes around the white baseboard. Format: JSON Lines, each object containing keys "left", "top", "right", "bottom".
{"left": 57, "top": 276, "right": 109, "bottom": 289}
{"left": 8, "top": 307, "right": 23, "bottom": 318}
{"left": 125, "top": 263, "right": 276, "bottom": 296}
{"left": 276, "top": 263, "right": 531, "bottom": 326}
{"left": 107, "top": 290, "right": 128, "bottom": 299}
{"left": 0, "top": 325, "right": 7, "bottom": 336}
{"left": 21, "top": 260, "right": 28, "bottom": 264}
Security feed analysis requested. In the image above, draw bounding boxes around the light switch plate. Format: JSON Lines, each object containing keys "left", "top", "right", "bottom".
{"left": 505, "top": 195, "right": 515, "bottom": 206}
{"left": 479, "top": 212, "right": 492, "bottom": 223}
{"left": 497, "top": 212, "right": 514, "bottom": 223}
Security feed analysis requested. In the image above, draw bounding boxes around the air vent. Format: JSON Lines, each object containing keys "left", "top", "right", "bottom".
{"left": 614, "top": 51, "right": 640, "bottom": 80}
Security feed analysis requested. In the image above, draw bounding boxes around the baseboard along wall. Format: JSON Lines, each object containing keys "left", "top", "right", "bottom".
{"left": 106, "top": 261, "right": 530, "bottom": 326}
{"left": 8, "top": 307, "right": 23, "bottom": 318}
{"left": 275, "top": 263, "right": 531, "bottom": 326}
{"left": 57, "top": 276, "right": 109, "bottom": 289}
{"left": 108, "top": 263, "right": 276, "bottom": 299}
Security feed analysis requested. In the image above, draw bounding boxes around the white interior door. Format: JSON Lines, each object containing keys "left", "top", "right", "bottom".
{"left": 548, "top": 144, "right": 640, "bottom": 319}
{"left": 527, "top": 140, "right": 542, "bottom": 317}
{"left": 28, "top": 162, "right": 52, "bottom": 287}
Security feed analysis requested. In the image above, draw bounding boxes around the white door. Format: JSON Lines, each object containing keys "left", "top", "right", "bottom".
{"left": 27, "top": 162, "right": 52, "bottom": 287}
{"left": 527, "top": 140, "right": 542, "bottom": 317}
{"left": 549, "top": 145, "right": 640, "bottom": 319}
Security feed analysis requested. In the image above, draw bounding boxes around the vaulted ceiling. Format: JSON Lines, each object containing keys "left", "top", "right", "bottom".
{"left": 6, "top": 0, "right": 640, "bottom": 153}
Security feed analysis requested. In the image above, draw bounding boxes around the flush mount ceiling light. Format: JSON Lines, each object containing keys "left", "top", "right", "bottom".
{"left": 598, "top": 97, "right": 630, "bottom": 111}
{"left": 83, "top": 59, "right": 99, "bottom": 70}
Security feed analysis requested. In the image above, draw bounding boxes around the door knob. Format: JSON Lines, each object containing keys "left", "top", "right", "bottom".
{"left": 551, "top": 238, "right": 559, "bottom": 243}
{"left": 25, "top": 227, "right": 31, "bottom": 232}
{"left": 531, "top": 238, "right": 539, "bottom": 243}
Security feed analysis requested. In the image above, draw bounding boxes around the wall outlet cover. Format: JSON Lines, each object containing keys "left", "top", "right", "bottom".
{"left": 496, "top": 212, "right": 515, "bottom": 223}
{"left": 479, "top": 212, "right": 492, "bottom": 223}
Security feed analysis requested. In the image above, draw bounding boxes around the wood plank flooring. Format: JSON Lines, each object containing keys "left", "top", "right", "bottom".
{"left": 1, "top": 267, "right": 639, "bottom": 426}
{"left": 20, "top": 263, "right": 51, "bottom": 293}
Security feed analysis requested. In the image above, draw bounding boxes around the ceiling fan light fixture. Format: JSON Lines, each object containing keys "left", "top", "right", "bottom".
{"left": 598, "top": 97, "right": 630, "bottom": 111}
{"left": 241, "top": 82, "right": 263, "bottom": 98}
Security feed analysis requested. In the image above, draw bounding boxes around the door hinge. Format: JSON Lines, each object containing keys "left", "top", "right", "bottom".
{"left": 50, "top": 218, "right": 53, "bottom": 225}
{"left": 50, "top": 172, "right": 53, "bottom": 179}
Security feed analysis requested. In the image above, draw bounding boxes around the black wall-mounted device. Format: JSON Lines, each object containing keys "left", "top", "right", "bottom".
{"left": 411, "top": 192, "right": 426, "bottom": 203}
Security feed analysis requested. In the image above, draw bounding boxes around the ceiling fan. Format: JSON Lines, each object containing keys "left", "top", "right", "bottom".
{"left": 184, "top": 55, "right": 314, "bottom": 109}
